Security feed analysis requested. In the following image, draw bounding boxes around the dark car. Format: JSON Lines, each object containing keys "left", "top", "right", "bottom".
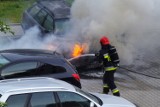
{"left": 21, "top": 0, "right": 71, "bottom": 35}
{"left": 0, "top": 49, "right": 81, "bottom": 88}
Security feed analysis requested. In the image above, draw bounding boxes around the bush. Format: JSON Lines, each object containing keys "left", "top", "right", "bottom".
{"left": 0, "top": 20, "right": 14, "bottom": 35}
{"left": 0, "top": 102, "right": 7, "bottom": 107}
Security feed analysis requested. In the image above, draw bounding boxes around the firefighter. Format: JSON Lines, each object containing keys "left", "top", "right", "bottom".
{"left": 96, "top": 36, "right": 120, "bottom": 96}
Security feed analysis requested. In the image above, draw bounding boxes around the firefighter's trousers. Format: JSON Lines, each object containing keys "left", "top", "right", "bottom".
{"left": 103, "top": 70, "right": 120, "bottom": 96}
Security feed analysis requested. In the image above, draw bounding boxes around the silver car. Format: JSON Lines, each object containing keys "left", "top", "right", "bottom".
{"left": 0, "top": 77, "right": 136, "bottom": 107}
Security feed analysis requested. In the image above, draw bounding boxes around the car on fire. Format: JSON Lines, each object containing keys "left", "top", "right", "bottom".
{"left": 0, "top": 49, "right": 81, "bottom": 88}
{"left": 68, "top": 54, "right": 102, "bottom": 70}
{"left": 0, "top": 77, "right": 136, "bottom": 107}
{"left": 21, "top": 0, "right": 71, "bottom": 36}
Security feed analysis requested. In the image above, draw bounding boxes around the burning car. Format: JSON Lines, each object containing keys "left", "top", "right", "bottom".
{"left": 67, "top": 43, "right": 102, "bottom": 70}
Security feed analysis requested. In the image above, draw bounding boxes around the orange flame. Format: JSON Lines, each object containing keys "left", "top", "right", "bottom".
{"left": 72, "top": 43, "right": 85, "bottom": 57}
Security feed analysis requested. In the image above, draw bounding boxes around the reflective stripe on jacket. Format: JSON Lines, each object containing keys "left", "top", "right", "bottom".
{"left": 104, "top": 66, "right": 117, "bottom": 71}
{"left": 98, "top": 44, "right": 118, "bottom": 71}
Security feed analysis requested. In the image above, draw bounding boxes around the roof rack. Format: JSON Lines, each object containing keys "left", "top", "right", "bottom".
{"left": 0, "top": 77, "right": 53, "bottom": 84}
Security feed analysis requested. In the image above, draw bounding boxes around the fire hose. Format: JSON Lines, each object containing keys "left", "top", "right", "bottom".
{"left": 68, "top": 54, "right": 160, "bottom": 79}
{"left": 119, "top": 66, "right": 160, "bottom": 79}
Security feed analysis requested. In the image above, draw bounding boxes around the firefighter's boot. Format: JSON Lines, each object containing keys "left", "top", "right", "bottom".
{"left": 112, "top": 89, "right": 120, "bottom": 96}
{"left": 103, "top": 85, "right": 109, "bottom": 94}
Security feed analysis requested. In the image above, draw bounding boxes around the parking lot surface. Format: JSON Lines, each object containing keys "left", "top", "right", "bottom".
{"left": 81, "top": 68, "right": 160, "bottom": 107}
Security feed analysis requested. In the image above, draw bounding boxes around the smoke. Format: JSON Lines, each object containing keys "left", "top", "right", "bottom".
{"left": 70, "top": 0, "right": 160, "bottom": 65}
{"left": 0, "top": 26, "right": 84, "bottom": 58}
{"left": 0, "top": 27, "right": 46, "bottom": 50}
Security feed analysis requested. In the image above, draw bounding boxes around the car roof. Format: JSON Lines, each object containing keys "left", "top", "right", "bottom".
{"left": 0, "top": 77, "right": 75, "bottom": 95}
{"left": 0, "top": 49, "right": 64, "bottom": 61}
{"left": 36, "top": 0, "right": 70, "bottom": 19}
{"left": 0, "top": 49, "right": 60, "bottom": 55}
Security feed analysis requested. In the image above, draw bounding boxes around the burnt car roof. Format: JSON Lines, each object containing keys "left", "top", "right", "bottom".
{"left": 0, "top": 49, "right": 64, "bottom": 62}
{"left": 37, "top": 0, "right": 70, "bottom": 19}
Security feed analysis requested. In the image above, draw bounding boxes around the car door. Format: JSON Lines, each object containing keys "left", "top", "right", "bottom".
{"left": 42, "top": 14, "right": 55, "bottom": 33}
{"left": 0, "top": 61, "right": 39, "bottom": 79}
{"left": 28, "top": 5, "right": 55, "bottom": 34}
{"left": 29, "top": 92, "right": 57, "bottom": 107}
{"left": 33, "top": 8, "right": 48, "bottom": 33}
{"left": 22, "top": 4, "right": 42, "bottom": 31}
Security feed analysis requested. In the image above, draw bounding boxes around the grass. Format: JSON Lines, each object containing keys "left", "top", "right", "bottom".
{"left": 0, "top": 0, "right": 74, "bottom": 23}
{"left": 0, "top": 0, "right": 36, "bottom": 23}
{"left": 65, "top": 0, "right": 74, "bottom": 6}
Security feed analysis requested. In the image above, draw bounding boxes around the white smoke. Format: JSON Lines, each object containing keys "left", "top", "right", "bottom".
{"left": 70, "top": 0, "right": 160, "bottom": 65}
{"left": 0, "top": 27, "right": 47, "bottom": 50}
{"left": 0, "top": 26, "right": 81, "bottom": 58}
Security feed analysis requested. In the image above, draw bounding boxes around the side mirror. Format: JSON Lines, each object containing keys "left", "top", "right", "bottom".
{"left": 90, "top": 102, "right": 94, "bottom": 107}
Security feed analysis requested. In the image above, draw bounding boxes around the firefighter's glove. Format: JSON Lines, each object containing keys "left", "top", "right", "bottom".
{"left": 113, "top": 63, "right": 119, "bottom": 67}
{"left": 95, "top": 52, "right": 99, "bottom": 57}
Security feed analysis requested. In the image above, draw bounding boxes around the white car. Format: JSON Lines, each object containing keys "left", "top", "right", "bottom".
{"left": 0, "top": 77, "right": 136, "bottom": 107}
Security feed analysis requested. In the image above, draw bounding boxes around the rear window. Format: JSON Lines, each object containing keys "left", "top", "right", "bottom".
{"left": 37, "top": 63, "right": 67, "bottom": 75}
{"left": 65, "top": 59, "right": 78, "bottom": 73}
{"left": 0, "top": 55, "right": 10, "bottom": 67}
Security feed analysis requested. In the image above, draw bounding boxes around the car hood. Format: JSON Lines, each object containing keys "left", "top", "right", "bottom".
{"left": 91, "top": 93, "right": 136, "bottom": 107}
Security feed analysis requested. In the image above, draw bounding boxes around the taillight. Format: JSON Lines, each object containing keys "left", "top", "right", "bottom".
{"left": 72, "top": 73, "right": 80, "bottom": 81}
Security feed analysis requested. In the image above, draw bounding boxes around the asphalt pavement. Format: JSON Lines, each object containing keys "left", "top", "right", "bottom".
{"left": 80, "top": 68, "right": 160, "bottom": 107}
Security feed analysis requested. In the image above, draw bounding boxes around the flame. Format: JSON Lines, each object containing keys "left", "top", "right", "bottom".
{"left": 72, "top": 43, "right": 85, "bottom": 57}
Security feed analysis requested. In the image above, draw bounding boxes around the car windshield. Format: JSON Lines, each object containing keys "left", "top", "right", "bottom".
{"left": 75, "top": 87, "right": 102, "bottom": 105}
{"left": 0, "top": 55, "right": 10, "bottom": 67}
{"left": 54, "top": 18, "right": 70, "bottom": 35}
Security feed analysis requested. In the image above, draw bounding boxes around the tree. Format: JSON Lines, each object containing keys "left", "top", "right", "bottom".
{"left": 0, "top": 20, "right": 14, "bottom": 35}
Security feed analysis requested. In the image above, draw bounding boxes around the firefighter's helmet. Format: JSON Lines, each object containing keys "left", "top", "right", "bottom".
{"left": 100, "top": 36, "right": 110, "bottom": 45}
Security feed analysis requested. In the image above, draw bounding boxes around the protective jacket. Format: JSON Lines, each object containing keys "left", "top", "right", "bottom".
{"left": 98, "top": 44, "right": 119, "bottom": 71}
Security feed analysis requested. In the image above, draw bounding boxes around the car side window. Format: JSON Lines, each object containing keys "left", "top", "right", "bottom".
{"left": 30, "top": 92, "right": 56, "bottom": 107}
{"left": 28, "top": 5, "right": 41, "bottom": 17}
{"left": 1, "top": 62, "right": 38, "bottom": 78}
{"left": 34, "top": 9, "right": 47, "bottom": 25}
{"left": 6, "top": 94, "right": 28, "bottom": 107}
{"left": 43, "top": 15, "right": 54, "bottom": 31}
{"left": 57, "top": 91, "right": 91, "bottom": 107}
{"left": 37, "top": 63, "right": 66, "bottom": 75}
